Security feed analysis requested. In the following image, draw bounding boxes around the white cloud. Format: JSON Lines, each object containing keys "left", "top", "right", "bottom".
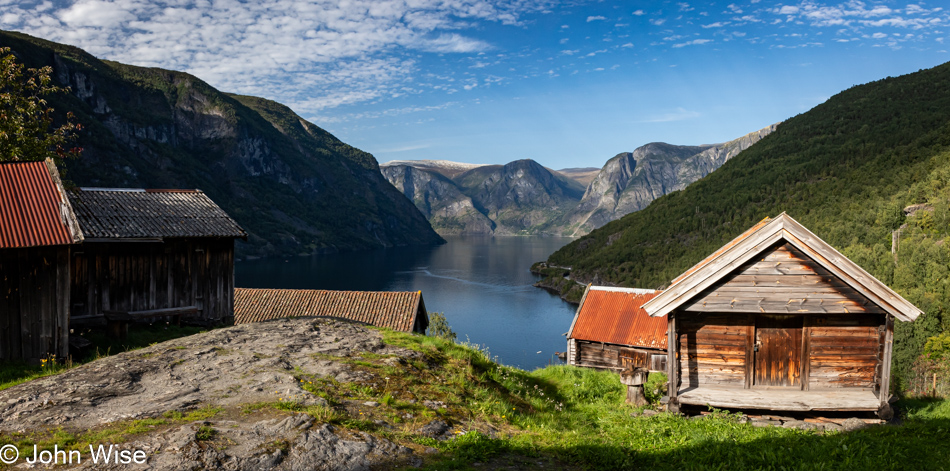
{"left": 650, "top": 18, "right": 667, "bottom": 26}
{"left": 872, "top": 32, "right": 887, "bottom": 38}
{"left": 587, "top": 16, "right": 606, "bottom": 22}
{"left": 632, "top": 10, "right": 645, "bottom": 16}
{"left": 702, "top": 22, "right": 726, "bottom": 28}
{"left": 672, "top": 38, "right": 713, "bottom": 48}
{"left": 3, "top": 0, "right": 554, "bottom": 115}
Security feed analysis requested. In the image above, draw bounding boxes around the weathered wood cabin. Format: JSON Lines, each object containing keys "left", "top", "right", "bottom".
{"left": 566, "top": 286, "right": 667, "bottom": 372}
{"left": 233, "top": 288, "right": 429, "bottom": 333}
{"left": 67, "top": 188, "right": 246, "bottom": 327}
{"left": 642, "top": 213, "right": 922, "bottom": 417}
{"left": 0, "top": 160, "right": 83, "bottom": 362}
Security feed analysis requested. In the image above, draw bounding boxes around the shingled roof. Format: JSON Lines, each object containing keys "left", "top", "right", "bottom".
{"left": 0, "top": 160, "right": 82, "bottom": 249}
{"left": 233, "top": 288, "right": 429, "bottom": 333}
{"left": 68, "top": 188, "right": 245, "bottom": 239}
{"left": 567, "top": 286, "right": 667, "bottom": 349}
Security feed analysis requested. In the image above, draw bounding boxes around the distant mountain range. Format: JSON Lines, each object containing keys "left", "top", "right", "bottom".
{"left": 0, "top": 30, "right": 443, "bottom": 257}
{"left": 382, "top": 124, "right": 777, "bottom": 236}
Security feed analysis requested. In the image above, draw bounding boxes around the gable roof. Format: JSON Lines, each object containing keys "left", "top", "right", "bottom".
{"left": 641, "top": 213, "right": 923, "bottom": 322}
{"left": 0, "top": 159, "right": 82, "bottom": 248}
{"left": 233, "top": 288, "right": 428, "bottom": 333}
{"left": 69, "top": 188, "right": 245, "bottom": 239}
{"left": 568, "top": 286, "right": 667, "bottom": 349}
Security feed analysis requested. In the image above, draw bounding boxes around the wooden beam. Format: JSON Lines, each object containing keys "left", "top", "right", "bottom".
{"left": 879, "top": 315, "right": 894, "bottom": 406}
{"left": 668, "top": 312, "right": 678, "bottom": 403}
{"left": 801, "top": 317, "right": 811, "bottom": 391}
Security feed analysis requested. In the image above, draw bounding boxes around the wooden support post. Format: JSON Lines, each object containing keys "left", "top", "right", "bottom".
{"left": 621, "top": 367, "right": 650, "bottom": 406}
{"left": 667, "top": 312, "right": 679, "bottom": 412}
{"left": 878, "top": 315, "right": 894, "bottom": 419}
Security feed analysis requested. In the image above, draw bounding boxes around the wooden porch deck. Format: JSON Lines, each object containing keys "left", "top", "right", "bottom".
{"left": 676, "top": 386, "right": 881, "bottom": 411}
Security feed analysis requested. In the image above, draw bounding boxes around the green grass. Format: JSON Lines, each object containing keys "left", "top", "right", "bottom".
{"left": 375, "top": 331, "right": 950, "bottom": 470}
{"left": 2, "top": 325, "right": 948, "bottom": 470}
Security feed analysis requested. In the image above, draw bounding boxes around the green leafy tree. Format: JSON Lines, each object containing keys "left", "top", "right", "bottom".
{"left": 427, "top": 312, "right": 457, "bottom": 341}
{"left": 0, "top": 47, "right": 81, "bottom": 164}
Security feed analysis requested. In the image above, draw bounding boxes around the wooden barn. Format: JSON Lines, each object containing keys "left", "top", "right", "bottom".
{"left": 233, "top": 288, "right": 429, "bottom": 333}
{"left": 566, "top": 286, "right": 667, "bottom": 373}
{"left": 642, "top": 213, "right": 922, "bottom": 417}
{"left": 0, "top": 160, "right": 83, "bottom": 363}
{"left": 67, "top": 188, "right": 246, "bottom": 328}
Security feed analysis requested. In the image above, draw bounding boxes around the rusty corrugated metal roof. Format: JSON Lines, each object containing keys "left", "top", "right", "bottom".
{"left": 0, "top": 160, "right": 80, "bottom": 248}
{"left": 669, "top": 216, "right": 772, "bottom": 285}
{"left": 569, "top": 286, "right": 667, "bottom": 349}
{"left": 233, "top": 288, "right": 426, "bottom": 332}
{"left": 69, "top": 188, "right": 246, "bottom": 239}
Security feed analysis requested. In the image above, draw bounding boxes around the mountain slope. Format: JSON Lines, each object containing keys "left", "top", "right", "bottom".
{"left": 381, "top": 159, "right": 585, "bottom": 235}
{"left": 562, "top": 124, "right": 777, "bottom": 236}
{"left": 538, "top": 61, "right": 950, "bottom": 383}
{"left": 381, "top": 164, "right": 495, "bottom": 234}
{"left": 0, "top": 30, "right": 443, "bottom": 257}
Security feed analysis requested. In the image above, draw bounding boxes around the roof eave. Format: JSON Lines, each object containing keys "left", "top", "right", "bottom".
{"left": 642, "top": 213, "right": 922, "bottom": 322}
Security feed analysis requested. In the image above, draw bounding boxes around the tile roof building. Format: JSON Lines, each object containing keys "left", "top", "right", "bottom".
{"left": 67, "top": 188, "right": 246, "bottom": 326}
{"left": 234, "top": 288, "right": 429, "bottom": 333}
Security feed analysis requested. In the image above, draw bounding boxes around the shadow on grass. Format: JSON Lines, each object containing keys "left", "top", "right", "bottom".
{"left": 422, "top": 399, "right": 950, "bottom": 471}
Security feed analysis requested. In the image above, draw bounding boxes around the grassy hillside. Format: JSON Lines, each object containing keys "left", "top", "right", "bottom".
{"left": 3, "top": 326, "right": 948, "bottom": 470}
{"left": 541, "top": 61, "right": 950, "bottom": 390}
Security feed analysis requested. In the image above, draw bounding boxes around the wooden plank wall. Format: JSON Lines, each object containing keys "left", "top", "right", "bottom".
{"left": 682, "top": 242, "right": 886, "bottom": 315}
{"left": 806, "top": 315, "right": 883, "bottom": 389}
{"left": 574, "top": 341, "right": 665, "bottom": 372}
{"left": 70, "top": 239, "right": 234, "bottom": 324}
{"left": 0, "top": 246, "right": 70, "bottom": 363}
{"left": 678, "top": 313, "right": 752, "bottom": 388}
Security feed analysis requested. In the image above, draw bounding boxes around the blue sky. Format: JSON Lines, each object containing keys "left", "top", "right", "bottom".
{"left": 2, "top": 1, "right": 948, "bottom": 169}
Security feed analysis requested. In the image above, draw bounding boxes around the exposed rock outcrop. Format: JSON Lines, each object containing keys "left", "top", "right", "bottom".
{"left": 0, "top": 319, "right": 427, "bottom": 469}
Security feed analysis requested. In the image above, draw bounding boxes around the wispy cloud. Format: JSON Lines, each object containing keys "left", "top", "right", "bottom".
{"left": 1, "top": 0, "right": 554, "bottom": 115}
{"left": 587, "top": 16, "right": 606, "bottom": 22}
{"left": 672, "top": 39, "right": 713, "bottom": 48}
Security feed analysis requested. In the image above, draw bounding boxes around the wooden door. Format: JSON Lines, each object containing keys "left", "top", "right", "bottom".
{"left": 754, "top": 315, "right": 803, "bottom": 387}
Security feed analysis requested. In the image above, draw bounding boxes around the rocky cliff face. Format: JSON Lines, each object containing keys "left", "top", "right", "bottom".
{"left": 381, "top": 165, "right": 494, "bottom": 234}
{"left": 2, "top": 30, "right": 443, "bottom": 257}
{"left": 381, "top": 159, "right": 585, "bottom": 235}
{"left": 562, "top": 124, "right": 778, "bottom": 236}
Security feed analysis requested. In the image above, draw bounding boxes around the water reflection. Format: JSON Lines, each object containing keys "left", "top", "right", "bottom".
{"left": 236, "top": 236, "right": 577, "bottom": 370}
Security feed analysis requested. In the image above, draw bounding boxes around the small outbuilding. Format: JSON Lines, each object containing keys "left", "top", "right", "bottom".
{"left": 0, "top": 160, "right": 83, "bottom": 363}
{"left": 233, "top": 288, "right": 429, "bottom": 334}
{"left": 566, "top": 286, "right": 667, "bottom": 372}
{"left": 642, "top": 213, "right": 922, "bottom": 417}
{"left": 67, "top": 188, "right": 246, "bottom": 327}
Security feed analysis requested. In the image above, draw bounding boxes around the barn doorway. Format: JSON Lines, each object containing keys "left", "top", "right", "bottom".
{"left": 753, "top": 315, "right": 803, "bottom": 387}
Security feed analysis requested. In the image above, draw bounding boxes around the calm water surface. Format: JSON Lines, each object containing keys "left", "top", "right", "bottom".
{"left": 235, "top": 236, "right": 577, "bottom": 370}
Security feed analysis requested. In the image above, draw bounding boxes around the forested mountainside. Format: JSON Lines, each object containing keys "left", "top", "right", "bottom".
{"left": 382, "top": 127, "right": 773, "bottom": 237}
{"left": 0, "top": 30, "right": 443, "bottom": 257}
{"left": 538, "top": 61, "right": 950, "bottom": 387}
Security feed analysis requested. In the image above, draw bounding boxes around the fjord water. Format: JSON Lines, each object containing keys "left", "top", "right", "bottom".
{"left": 235, "top": 236, "right": 577, "bottom": 371}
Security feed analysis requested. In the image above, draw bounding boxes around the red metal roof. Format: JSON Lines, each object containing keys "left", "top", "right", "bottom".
{"left": 0, "top": 160, "right": 78, "bottom": 248}
{"left": 569, "top": 287, "right": 667, "bottom": 349}
{"left": 233, "top": 288, "right": 427, "bottom": 332}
